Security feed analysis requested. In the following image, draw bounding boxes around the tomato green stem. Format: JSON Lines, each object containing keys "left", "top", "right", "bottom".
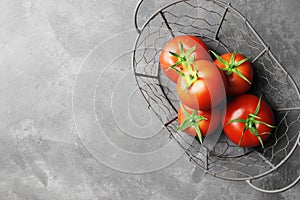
{"left": 168, "top": 62, "right": 186, "bottom": 77}
{"left": 226, "top": 97, "right": 275, "bottom": 148}
{"left": 176, "top": 104, "right": 207, "bottom": 144}
{"left": 210, "top": 50, "right": 252, "bottom": 84}
{"left": 168, "top": 42, "right": 196, "bottom": 74}
{"left": 167, "top": 42, "right": 200, "bottom": 89}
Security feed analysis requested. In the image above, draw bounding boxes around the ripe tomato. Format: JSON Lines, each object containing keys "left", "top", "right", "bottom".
{"left": 177, "top": 103, "right": 221, "bottom": 143}
{"left": 160, "top": 35, "right": 211, "bottom": 83}
{"left": 211, "top": 51, "right": 253, "bottom": 96}
{"left": 224, "top": 94, "right": 275, "bottom": 148}
{"left": 177, "top": 60, "right": 227, "bottom": 110}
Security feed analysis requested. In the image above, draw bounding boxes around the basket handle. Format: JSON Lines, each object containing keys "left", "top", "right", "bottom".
{"left": 134, "top": 0, "right": 181, "bottom": 34}
{"left": 245, "top": 139, "right": 300, "bottom": 193}
{"left": 134, "top": 0, "right": 145, "bottom": 33}
{"left": 246, "top": 175, "right": 300, "bottom": 193}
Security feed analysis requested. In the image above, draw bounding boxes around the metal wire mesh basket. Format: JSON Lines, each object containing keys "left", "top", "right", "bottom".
{"left": 132, "top": 0, "right": 300, "bottom": 192}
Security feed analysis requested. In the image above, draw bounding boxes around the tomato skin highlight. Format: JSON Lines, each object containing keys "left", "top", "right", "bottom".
{"left": 214, "top": 53, "right": 253, "bottom": 96}
{"left": 177, "top": 60, "right": 227, "bottom": 110}
{"left": 224, "top": 94, "right": 275, "bottom": 148}
{"left": 160, "top": 35, "right": 211, "bottom": 83}
{"left": 177, "top": 103, "right": 221, "bottom": 137}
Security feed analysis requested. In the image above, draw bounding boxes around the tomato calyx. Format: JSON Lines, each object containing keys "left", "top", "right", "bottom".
{"left": 226, "top": 97, "right": 276, "bottom": 148}
{"left": 168, "top": 42, "right": 196, "bottom": 70}
{"left": 168, "top": 42, "right": 199, "bottom": 88}
{"left": 210, "top": 50, "right": 251, "bottom": 84}
{"left": 176, "top": 104, "right": 208, "bottom": 144}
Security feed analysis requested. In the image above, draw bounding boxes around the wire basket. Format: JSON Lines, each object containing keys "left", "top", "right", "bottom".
{"left": 132, "top": 0, "right": 300, "bottom": 192}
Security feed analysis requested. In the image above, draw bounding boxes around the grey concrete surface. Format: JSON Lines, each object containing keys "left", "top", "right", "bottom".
{"left": 0, "top": 0, "right": 299, "bottom": 200}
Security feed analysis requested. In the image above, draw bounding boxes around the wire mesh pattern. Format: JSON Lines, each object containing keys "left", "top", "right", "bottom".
{"left": 132, "top": 0, "right": 300, "bottom": 181}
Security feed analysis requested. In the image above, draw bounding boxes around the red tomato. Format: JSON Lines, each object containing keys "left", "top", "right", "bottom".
{"left": 177, "top": 103, "right": 221, "bottom": 143}
{"left": 160, "top": 35, "right": 211, "bottom": 83}
{"left": 177, "top": 60, "right": 227, "bottom": 110}
{"left": 212, "top": 51, "right": 253, "bottom": 96}
{"left": 224, "top": 94, "right": 275, "bottom": 148}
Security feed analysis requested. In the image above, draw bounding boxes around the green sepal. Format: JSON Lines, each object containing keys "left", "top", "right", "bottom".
{"left": 254, "top": 97, "right": 261, "bottom": 115}
{"left": 176, "top": 104, "right": 207, "bottom": 144}
{"left": 226, "top": 118, "right": 247, "bottom": 126}
{"left": 234, "top": 57, "right": 250, "bottom": 66}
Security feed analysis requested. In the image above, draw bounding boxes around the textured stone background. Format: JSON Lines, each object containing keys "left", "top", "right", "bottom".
{"left": 0, "top": 0, "right": 299, "bottom": 199}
